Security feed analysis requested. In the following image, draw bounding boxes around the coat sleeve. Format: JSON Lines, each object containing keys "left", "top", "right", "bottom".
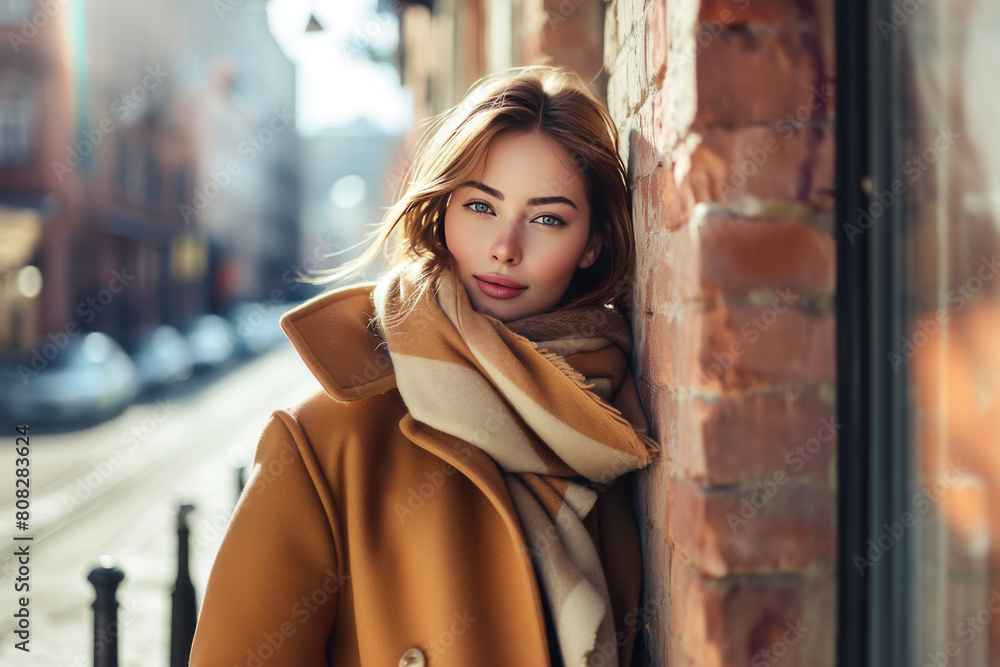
{"left": 189, "top": 410, "right": 344, "bottom": 666}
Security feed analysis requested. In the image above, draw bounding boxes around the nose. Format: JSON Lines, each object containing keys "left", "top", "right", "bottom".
{"left": 490, "top": 220, "right": 521, "bottom": 265}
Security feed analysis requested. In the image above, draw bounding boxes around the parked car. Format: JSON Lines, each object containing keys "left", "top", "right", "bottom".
{"left": 130, "top": 324, "right": 195, "bottom": 391}
{"left": 183, "top": 314, "right": 237, "bottom": 372}
{"left": 0, "top": 331, "right": 140, "bottom": 427}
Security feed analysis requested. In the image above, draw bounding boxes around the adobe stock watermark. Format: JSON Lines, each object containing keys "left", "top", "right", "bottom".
{"left": 7, "top": 0, "right": 70, "bottom": 53}
{"left": 179, "top": 106, "right": 294, "bottom": 224}
{"left": 671, "top": 0, "right": 750, "bottom": 68}
{"left": 750, "top": 619, "right": 810, "bottom": 666}
{"left": 698, "top": 288, "right": 800, "bottom": 389}
{"left": 60, "top": 399, "right": 179, "bottom": 511}
{"left": 922, "top": 588, "right": 1000, "bottom": 667}
{"left": 214, "top": 0, "right": 244, "bottom": 20}
{"left": 425, "top": 609, "right": 477, "bottom": 661}
{"left": 877, "top": 0, "right": 931, "bottom": 40}
{"left": 726, "top": 418, "right": 842, "bottom": 534}
{"left": 586, "top": 597, "right": 666, "bottom": 667}
{"left": 853, "top": 458, "right": 970, "bottom": 575}
{"left": 844, "top": 126, "right": 960, "bottom": 244}
{"left": 393, "top": 433, "right": 480, "bottom": 524}
{"left": 192, "top": 440, "right": 297, "bottom": 554}
{"left": 52, "top": 65, "right": 170, "bottom": 182}
{"left": 237, "top": 568, "right": 350, "bottom": 667}
{"left": 340, "top": 1, "right": 401, "bottom": 62}
{"left": 721, "top": 82, "right": 834, "bottom": 198}
{"left": 887, "top": 254, "right": 999, "bottom": 372}
{"left": 280, "top": 234, "right": 351, "bottom": 293}
{"left": 47, "top": 597, "right": 144, "bottom": 667}
{"left": 15, "top": 268, "right": 135, "bottom": 384}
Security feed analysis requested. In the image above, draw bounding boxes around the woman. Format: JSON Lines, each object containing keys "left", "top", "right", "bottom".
{"left": 189, "top": 65, "right": 659, "bottom": 667}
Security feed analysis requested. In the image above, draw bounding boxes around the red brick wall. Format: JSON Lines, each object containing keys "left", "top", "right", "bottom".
{"left": 604, "top": 0, "right": 838, "bottom": 665}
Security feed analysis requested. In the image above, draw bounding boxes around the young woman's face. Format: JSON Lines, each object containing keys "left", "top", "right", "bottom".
{"left": 443, "top": 131, "right": 601, "bottom": 322}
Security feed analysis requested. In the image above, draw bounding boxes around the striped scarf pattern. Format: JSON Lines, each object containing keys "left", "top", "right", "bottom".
{"left": 371, "top": 263, "right": 658, "bottom": 667}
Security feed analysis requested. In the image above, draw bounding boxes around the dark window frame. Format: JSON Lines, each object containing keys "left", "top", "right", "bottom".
{"left": 836, "top": 0, "right": 914, "bottom": 665}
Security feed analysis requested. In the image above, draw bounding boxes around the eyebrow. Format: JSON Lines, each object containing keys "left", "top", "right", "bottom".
{"left": 457, "top": 180, "right": 578, "bottom": 210}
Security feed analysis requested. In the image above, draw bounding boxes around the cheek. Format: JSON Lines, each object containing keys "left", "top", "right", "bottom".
{"left": 534, "top": 247, "right": 582, "bottom": 289}
{"left": 542, "top": 234, "right": 590, "bottom": 281}
{"left": 443, "top": 215, "right": 474, "bottom": 267}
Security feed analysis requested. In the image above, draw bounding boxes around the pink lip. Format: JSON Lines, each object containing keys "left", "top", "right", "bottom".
{"left": 474, "top": 275, "right": 527, "bottom": 299}
{"left": 477, "top": 273, "right": 526, "bottom": 288}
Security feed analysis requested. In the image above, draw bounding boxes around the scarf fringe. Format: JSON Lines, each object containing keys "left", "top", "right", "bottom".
{"left": 530, "top": 340, "right": 658, "bottom": 461}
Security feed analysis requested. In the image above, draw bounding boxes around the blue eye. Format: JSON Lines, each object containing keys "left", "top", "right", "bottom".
{"left": 466, "top": 201, "right": 492, "bottom": 215}
{"left": 534, "top": 214, "right": 564, "bottom": 227}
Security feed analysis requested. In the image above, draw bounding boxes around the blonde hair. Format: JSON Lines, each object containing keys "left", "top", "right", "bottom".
{"left": 305, "top": 65, "right": 635, "bottom": 314}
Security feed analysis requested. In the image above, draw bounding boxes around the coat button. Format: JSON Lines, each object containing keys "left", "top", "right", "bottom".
{"left": 399, "top": 647, "right": 426, "bottom": 667}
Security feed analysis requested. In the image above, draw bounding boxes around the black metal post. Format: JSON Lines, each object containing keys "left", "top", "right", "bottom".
{"left": 170, "top": 503, "right": 197, "bottom": 667}
{"left": 236, "top": 463, "right": 247, "bottom": 501}
{"left": 88, "top": 563, "right": 124, "bottom": 667}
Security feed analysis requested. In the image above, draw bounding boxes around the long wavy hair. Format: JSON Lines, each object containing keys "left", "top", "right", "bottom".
{"left": 304, "top": 65, "right": 635, "bottom": 316}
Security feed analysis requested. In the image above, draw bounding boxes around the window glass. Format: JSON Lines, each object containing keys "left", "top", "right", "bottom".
{"left": 899, "top": 0, "right": 1000, "bottom": 663}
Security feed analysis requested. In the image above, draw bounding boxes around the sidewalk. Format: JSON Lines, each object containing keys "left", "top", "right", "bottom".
{"left": 1, "top": 439, "right": 243, "bottom": 667}
{"left": 0, "top": 346, "right": 320, "bottom": 667}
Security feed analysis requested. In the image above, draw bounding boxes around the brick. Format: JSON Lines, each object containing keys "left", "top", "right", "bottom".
{"left": 635, "top": 168, "right": 670, "bottom": 244}
{"left": 626, "top": 38, "right": 643, "bottom": 113}
{"left": 630, "top": 95, "right": 661, "bottom": 178}
{"left": 636, "top": 309, "right": 674, "bottom": 391}
{"left": 698, "top": 0, "right": 835, "bottom": 81}
{"left": 635, "top": 372, "right": 674, "bottom": 461}
{"left": 645, "top": 0, "right": 666, "bottom": 83}
{"left": 607, "top": 58, "right": 628, "bottom": 123}
{"left": 674, "top": 212, "right": 836, "bottom": 300}
{"left": 669, "top": 389, "right": 837, "bottom": 484}
{"left": 668, "top": 300, "right": 836, "bottom": 392}
{"left": 614, "top": 0, "right": 630, "bottom": 47}
{"left": 657, "top": 159, "right": 691, "bottom": 231}
{"left": 652, "top": 84, "right": 670, "bottom": 155}
{"left": 633, "top": 408, "right": 673, "bottom": 665}
{"left": 695, "top": 122, "right": 836, "bottom": 211}
{"left": 699, "top": 0, "right": 804, "bottom": 25}
{"left": 541, "top": 0, "right": 605, "bottom": 81}
{"left": 696, "top": 28, "right": 832, "bottom": 125}
{"left": 667, "top": 476, "right": 835, "bottom": 575}
{"left": 670, "top": 551, "right": 835, "bottom": 667}
{"left": 815, "top": 0, "right": 835, "bottom": 81}
{"left": 641, "top": 223, "right": 682, "bottom": 313}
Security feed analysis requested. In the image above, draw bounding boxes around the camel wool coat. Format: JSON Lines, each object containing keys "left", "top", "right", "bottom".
{"left": 189, "top": 284, "right": 645, "bottom": 667}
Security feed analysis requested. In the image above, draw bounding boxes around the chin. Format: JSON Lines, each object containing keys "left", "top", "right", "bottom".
{"left": 476, "top": 303, "right": 512, "bottom": 322}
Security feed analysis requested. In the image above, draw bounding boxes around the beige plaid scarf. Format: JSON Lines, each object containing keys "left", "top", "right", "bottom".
{"left": 371, "top": 262, "right": 659, "bottom": 667}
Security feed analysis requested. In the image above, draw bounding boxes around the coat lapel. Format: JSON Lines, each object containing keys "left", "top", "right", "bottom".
{"left": 397, "top": 413, "right": 547, "bottom": 645}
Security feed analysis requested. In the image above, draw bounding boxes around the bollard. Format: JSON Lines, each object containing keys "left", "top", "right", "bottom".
{"left": 228, "top": 444, "right": 249, "bottom": 504}
{"left": 88, "top": 560, "right": 125, "bottom": 667}
{"left": 236, "top": 463, "right": 246, "bottom": 501}
{"left": 170, "top": 503, "right": 197, "bottom": 667}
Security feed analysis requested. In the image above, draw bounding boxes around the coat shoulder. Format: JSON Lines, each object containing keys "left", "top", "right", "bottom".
{"left": 269, "top": 384, "right": 419, "bottom": 500}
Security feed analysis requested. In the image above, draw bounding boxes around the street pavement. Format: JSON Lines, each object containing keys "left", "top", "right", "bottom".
{"left": 0, "top": 345, "right": 321, "bottom": 667}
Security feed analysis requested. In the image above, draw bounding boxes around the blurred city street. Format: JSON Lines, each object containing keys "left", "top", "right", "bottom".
{"left": 0, "top": 344, "right": 319, "bottom": 667}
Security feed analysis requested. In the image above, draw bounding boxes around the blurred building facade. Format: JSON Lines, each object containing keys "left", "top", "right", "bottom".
{"left": 299, "top": 117, "right": 403, "bottom": 286}
{"left": 0, "top": 0, "right": 299, "bottom": 355}
{"left": 0, "top": 0, "right": 82, "bottom": 353}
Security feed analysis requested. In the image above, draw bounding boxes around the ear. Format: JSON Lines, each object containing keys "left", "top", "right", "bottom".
{"left": 578, "top": 233, "right": 602, "bottom": 269}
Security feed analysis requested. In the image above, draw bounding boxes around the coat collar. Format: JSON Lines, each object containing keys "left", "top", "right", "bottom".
{"left": 279, "top": 282, "right": 397, "bottom": 402}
